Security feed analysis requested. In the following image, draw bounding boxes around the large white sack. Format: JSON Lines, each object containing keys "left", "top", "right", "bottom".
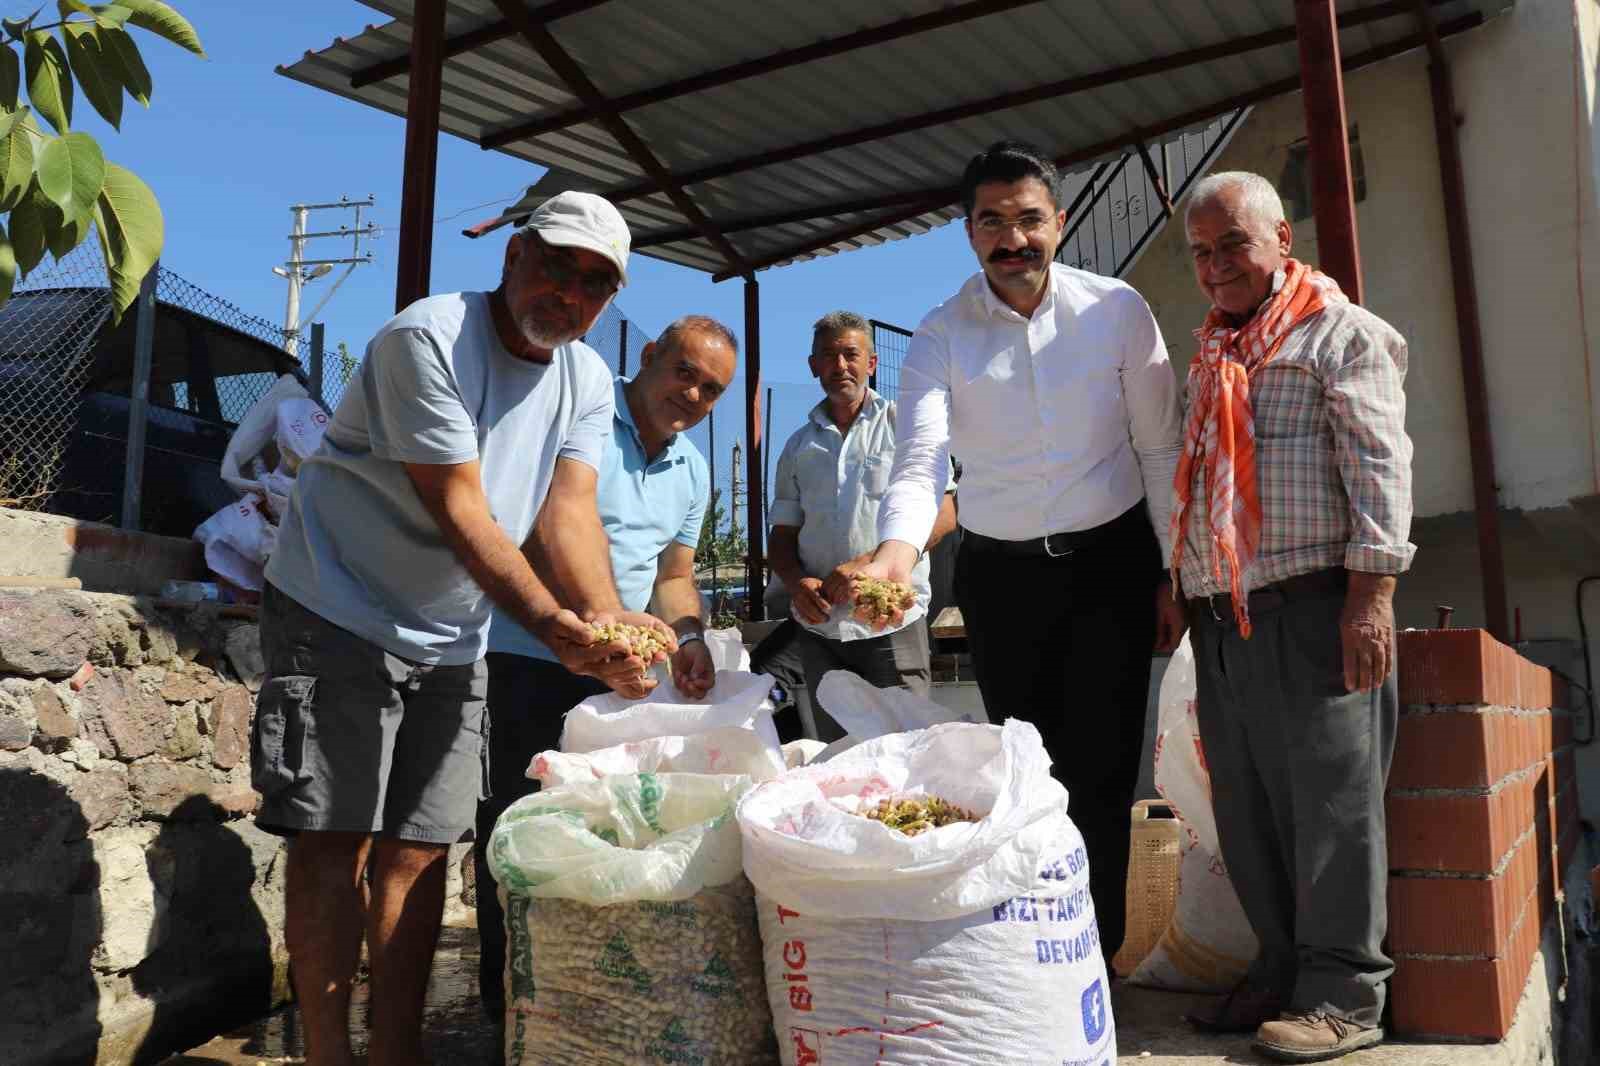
{"left": 1129, "top": 634, "right": 1258, "bottom": 992}
{"left": 273, "top": 397, "right": 330, "bottom": 474}
{"left": 192, "top": 492, "right": 275, "bottom": 591}
{"left": 530, "top": 725, "right": 785, "bottom": 786}
{"left": 560, "top": 668, "right": 780, "bottom": 755}
{"left": 220, "top": 374, "right": 310, "bottom": 516}
{"left": 488, "top": 773, "right": 777, "bottom": 1065}
{"left": 808, "top": 669, "right": 987, "bottom": 762}
{"left": 738, "top": 719, "right": 1114, "bottom": 1066}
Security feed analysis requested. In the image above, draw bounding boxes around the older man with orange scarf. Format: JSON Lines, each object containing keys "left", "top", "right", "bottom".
{"left": 1171, "top": 172, "right": 1414, "bottom": 1063}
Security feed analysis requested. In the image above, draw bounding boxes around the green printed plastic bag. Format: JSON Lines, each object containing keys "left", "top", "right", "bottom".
{"left": 488, "top": 773, "right": 779, "bottom": 1066}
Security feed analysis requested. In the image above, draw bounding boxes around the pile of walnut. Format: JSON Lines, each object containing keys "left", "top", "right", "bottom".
{"left": 860, "top": 795, "right": 980, "bottom": 837}
{"left": 588, "top": 621, "right": 671, "bottom": 664}
{"left": 851, "top": 576, "right": 916, "bottom": 625}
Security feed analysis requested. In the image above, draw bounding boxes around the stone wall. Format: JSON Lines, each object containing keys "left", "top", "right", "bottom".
{"left": 0, "top": 588, "right": 285, "bottom": 1065}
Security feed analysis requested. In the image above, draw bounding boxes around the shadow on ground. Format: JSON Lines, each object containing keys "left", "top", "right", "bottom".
{"left": 160, "top": 925, "right": 496, "bottom": 1066}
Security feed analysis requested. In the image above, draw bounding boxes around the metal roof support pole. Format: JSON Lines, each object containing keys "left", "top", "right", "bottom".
{"left": 744, "top": 277, "right": 765, "bottom": 620}
{"left": 309, "top": 322, "right": 326, "bottom": 409}
{"left": 395, "top": 0, "right": 446, "bottom": 313}
{"left": 120, "top": 264, "right": 159, "bottom": 532}
{"left": 1293, "top": 0, "right": 1365, "bottom": 304}
{"left": 1413, "top": 0, "right": 1508, "bottom": 640}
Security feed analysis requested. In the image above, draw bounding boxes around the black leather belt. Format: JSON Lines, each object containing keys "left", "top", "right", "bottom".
{"left": 961, "top": 502, "right": 1147, "bottom": 558}
{"left": 1199, "top": 567, "right": 1348, "bottom": 625}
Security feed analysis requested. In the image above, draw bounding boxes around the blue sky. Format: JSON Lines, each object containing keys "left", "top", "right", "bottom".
{"left": 78, "top": 3, "right": 990, "bottom": 514}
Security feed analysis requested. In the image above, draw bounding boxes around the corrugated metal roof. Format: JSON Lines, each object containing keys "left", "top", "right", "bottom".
{"left": 279, "top": 0, "right": 1511, "bottom": 277}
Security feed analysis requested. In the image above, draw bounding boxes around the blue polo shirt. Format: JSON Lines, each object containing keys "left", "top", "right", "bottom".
{"left": 487, "top": 376, "right": 710, "bottom": 661}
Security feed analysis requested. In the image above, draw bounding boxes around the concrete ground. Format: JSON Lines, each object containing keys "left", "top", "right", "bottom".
{"left": 163, "top": 917, "right": 1561, "bottom": 1066}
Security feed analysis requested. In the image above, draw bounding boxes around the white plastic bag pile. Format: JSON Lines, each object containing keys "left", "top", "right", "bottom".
{"left": 193, "top": 373, "right": 329, "bottom": 590}
{"left": 736, "top": 676, "right": 1116, "bottom": 1066}
{"left": 487, "top": 772, "right": 780, "bottom": 1065}
{"left": 1128, "top": 634, "right": 1258, "bottom": 993}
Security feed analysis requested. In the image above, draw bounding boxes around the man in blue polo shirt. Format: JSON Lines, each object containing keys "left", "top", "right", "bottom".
{"left": 475, "top": 314, "right": 738, "bottom": 1024}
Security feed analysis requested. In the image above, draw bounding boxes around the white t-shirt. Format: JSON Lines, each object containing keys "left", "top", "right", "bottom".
{"left": 266, "top": 292, "right": 614, "bottom": 665}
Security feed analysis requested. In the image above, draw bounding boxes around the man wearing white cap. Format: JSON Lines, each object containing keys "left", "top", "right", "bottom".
{"left": 256, "top": 191, "right": 674, "bottom": 1066}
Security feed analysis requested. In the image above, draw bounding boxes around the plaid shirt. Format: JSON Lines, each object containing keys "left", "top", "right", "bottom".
{"left": 1177, "top": 300, "right": 1415, "bottom": 599}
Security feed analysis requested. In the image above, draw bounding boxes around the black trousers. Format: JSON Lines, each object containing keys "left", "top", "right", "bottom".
{"left": 474, "top": 652, "right": 607, "bottom": 1020}
{"left": 955, "top": 503, "right": 1161, "bottom": 966}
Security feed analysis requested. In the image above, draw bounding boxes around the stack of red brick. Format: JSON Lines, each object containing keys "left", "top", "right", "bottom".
{"left": 1386, "top": 628, "right": 1580, "bottom": 1039}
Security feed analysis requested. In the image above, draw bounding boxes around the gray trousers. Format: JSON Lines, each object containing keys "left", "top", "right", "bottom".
{"left": 1189, "top": 572, "right": 1396, "bottom": 1027}
{"left": 795, "top": 619, "right": 932, "bottom": 742}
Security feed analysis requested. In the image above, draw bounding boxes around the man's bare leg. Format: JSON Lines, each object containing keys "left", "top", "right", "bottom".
{"left": 285, "top": 831, "right": 373, "bottom": 1066}
{"left": 365, "top": 838, "right": 450, "bottom": 1066}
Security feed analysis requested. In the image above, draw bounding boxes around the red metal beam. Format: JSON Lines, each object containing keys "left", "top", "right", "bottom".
{"left": 394, "top": 0, "right": 446, "bottom": 312}
{"left": 609, "top": 0, "right": 1449, "bottom": 205}
{"left": 744, "top": 278, "right": 765, "bottom": 619}
{"left": 634, "top": 190, "right": 933, "bottom": 249}
{"left": 1294, "top": 0, "right": 1364, "bottom": 303}
{"left": 709, "top": 13, "right": 1481, "bottom": 282}
{"left": 487, "top": 0, "right": 752, "bottom": 278}
{"left": 349, "top": 0, "right": 610, "bottom": 89}
{"left": 479, "top": 0, "right": 1048, "bottom": 150}
{"left": 1413, "top": 0, "right": 1509, "bottom": 640}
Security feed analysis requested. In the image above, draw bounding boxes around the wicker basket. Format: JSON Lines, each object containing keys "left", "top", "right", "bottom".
{"left": 1111, "top": 799, "right": 1182, "bottom": 977}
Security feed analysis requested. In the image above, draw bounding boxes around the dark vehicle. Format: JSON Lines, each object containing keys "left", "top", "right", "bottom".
{"left": 0, "top": 287, "right": 305, "bottom": 537}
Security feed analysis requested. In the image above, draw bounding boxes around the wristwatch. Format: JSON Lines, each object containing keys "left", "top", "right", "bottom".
{"left": 677, "top": 631, "right": 705, "bottom": 647}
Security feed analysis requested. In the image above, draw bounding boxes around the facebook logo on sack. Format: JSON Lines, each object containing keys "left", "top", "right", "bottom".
{"left": 1081, "top": 979, "right": 1107, "bottom": 1044}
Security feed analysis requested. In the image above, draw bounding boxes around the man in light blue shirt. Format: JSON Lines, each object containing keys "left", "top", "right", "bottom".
{"left": 474, "top": 315, "right": 737, "bottom": 1025}
{"left": 767, "top": 311, "right": 957, "bottom": 741}
{"left": 255, "top": 192, "right": 675, "bottom": 1066}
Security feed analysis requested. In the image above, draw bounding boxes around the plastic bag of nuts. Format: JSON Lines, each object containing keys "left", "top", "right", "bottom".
{"left": 488, "top": 772, "right": 780, "bottom": 1066}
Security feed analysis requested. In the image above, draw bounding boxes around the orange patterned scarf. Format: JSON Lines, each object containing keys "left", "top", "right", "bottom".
{"left": 1169, "top": 258, "right": 1346, "bottom": 636}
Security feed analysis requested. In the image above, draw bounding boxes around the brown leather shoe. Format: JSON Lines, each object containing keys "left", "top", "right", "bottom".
{"left": 1253, "top": 1011, "right": 1383, "bottom": 1062}
{"left": 1184, "top": 981, "right": 1284, "bottom": 1034}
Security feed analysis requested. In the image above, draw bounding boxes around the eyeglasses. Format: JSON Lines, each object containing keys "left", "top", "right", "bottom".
{"left": 531, "top": 239, "right": 619, "bottom": 300}
{"left": 973, "top": 213, "right": 1053, "bottom": 236}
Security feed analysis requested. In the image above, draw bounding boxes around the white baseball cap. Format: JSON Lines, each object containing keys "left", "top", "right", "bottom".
{"left": 519, "top": 191, "right": 631, "bottom": 287}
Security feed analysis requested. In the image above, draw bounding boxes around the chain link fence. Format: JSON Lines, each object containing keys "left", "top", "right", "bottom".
{"left": 0, "top": 240, "right": 307, "bottom": 532}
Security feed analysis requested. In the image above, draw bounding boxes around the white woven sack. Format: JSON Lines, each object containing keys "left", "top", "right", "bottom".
{"left": 559, "top": 669, "right": 780, "bottom": 755}
{"left": 738, "top": 719, "right": 1114, "bottom": 1065}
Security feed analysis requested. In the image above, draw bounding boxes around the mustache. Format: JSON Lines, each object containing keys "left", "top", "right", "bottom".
{"left": 988, "top": 248, "right": 1041, "bottom": 264}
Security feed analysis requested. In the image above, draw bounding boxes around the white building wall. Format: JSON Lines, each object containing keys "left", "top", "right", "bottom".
{"left": 1125, "top": 0, "right": 1600, "bottom": 516}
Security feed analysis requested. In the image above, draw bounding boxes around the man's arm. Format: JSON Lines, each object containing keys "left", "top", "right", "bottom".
{"left": 653, "top": 541, "right": 715, "bottom": 698}
{"left": 1327, "top": 321, "right": 1415, "bottom": 691}
{"left": 926, "top": 487, "right": 958, "bottom": 551}
{"left": 768, "top": 524, "right": 830, "bottom": 625}
{"left": 404, "top": 461, "right": 659, "bottom": 694}
{"left": 525, "top": 456, "right": 623, "bottom": 614}
{"left": 872, "top": 323, "right": 954, "bottom": 580}
{"left": 1119, "top": 286, "right": 1184, "bottom": 560}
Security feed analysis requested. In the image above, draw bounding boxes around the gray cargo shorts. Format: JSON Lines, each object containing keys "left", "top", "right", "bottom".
{"left": 252, "top": 583, "right": 489, "bottom": 844}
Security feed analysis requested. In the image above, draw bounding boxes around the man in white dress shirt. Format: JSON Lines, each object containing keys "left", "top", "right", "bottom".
{"left": 857, "top": 141, "right": 1187, "bottom": 967}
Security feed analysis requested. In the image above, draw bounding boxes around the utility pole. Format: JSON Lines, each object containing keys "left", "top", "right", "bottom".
{"left": 729, "top": 439, "right": 745, "bottom": 546}
{"left": 275, "top": 196, "right": 380, "bottom": 358}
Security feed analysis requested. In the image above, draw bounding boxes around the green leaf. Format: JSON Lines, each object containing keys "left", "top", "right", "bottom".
{"left": 24, "top": 30, "right": 70, "bottom": 132}
{"left": 45, "top": 203, "right": 86, "bottom": 258}
{"left": 96, "top": 25, "right": 146, "bottom": 105}
{"left": 37, "top": 130, "right": 103, "bottom": 222}
{"left": 57, "top": 0, "right": 95, "bottom": 17}
{"left": 93, "top": 161, "right": 161, "bottom": 316}
{"left": 118, "top": 0, "right": 201, "bottom": 56}
{"left": 10, "top": 182, "right": 49, "bottom": 274}
{"left": 0, "top": 221, "right": 17, "bottom": 307}
{"left": 92, "top": 4, "right": 132, "bottom": 29}
{"left": 0, "top": 45, "right": 18, "bottom": 108}
{"left": 62, "top": 23, "right": 119, "bottom": 128}
{"left": 0, "top": 104, "right": 29, "bottom": 142}
{"left": 1, "top": 12, "right": 39, "bottom": 42}
{"left": 0, "top": 128, "right": 34, "bottom": 211}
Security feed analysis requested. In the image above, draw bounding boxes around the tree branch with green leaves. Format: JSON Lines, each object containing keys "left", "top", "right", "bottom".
{"left": 0, "top": 1, "right": 202, "bottom": 316}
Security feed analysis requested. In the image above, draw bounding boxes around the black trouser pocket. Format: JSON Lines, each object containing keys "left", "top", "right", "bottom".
{"left": 251, "top": 675, "right": 315, "bottom": 799}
